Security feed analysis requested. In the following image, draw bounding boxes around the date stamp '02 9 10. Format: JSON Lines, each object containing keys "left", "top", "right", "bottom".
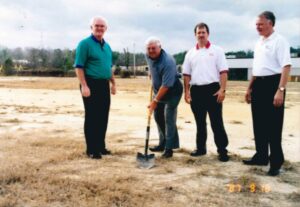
{"left": 227, "top": 183, "right": 271, "bottom": 193}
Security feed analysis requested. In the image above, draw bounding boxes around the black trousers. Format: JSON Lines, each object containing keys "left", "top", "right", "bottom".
{"left": 251, "top": 74, "right": 284, "bottom": 169}
{"left": 190, "top": 82, "right": 228, "bottom": 154}
{"left": 81, "top": 77, "right": 110, "bottom": 155}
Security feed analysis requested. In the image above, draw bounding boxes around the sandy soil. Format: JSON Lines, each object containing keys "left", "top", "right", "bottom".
{"left": 0, "top": 77, "right": 299, "bottom": 207}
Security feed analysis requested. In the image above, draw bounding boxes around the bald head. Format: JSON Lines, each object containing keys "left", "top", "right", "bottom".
{"left": 90, "top": 16, "right": 108, "bottom": 40}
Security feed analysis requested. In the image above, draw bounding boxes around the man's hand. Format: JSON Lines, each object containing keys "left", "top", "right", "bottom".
{"left": 111, "top": 84, "right": 116, "bottom": 95}
{"left": 147, "top": 101, "right": 157, "bottom": 114}
{"left": 213, "top": 89, "right": 226, "bottom": 103}
{"left": 245, "top": 88, "right": 252, "bottom": 104}
{"left": 273, "top": 90, "right": 284, "bottom": 107}
{"left": 185, "top": 91, "right": 191, "bottom": 104}
{"left": 81, "top": 85, "right": 91, "bottom": 97}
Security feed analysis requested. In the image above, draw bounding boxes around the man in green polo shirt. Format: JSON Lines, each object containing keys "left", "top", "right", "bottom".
{"left": 74, "top": 16, "right": 116, "bottom": 159}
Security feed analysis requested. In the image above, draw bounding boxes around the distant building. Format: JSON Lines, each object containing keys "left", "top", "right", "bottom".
{"left": 227, "top": 58, "right": 300, "bottom": 82}
{"left": 226, "top": 55, "right": 237, "bottom": 59}
{"left": 12, "top": 59, "right": 29, "bottom": 64}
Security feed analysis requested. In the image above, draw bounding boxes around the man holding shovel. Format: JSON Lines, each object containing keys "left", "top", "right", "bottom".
{"left": 145, "top": 37, "right": 183, "bottom": 158}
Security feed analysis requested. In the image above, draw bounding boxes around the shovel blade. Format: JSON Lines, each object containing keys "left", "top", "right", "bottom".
{"left": 136, "top": 152, "right": 155, "bottom": 169}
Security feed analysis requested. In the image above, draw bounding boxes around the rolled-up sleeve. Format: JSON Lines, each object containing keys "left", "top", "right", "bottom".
{"left": 74, "top": 41, "right": 88, "bottom": 69}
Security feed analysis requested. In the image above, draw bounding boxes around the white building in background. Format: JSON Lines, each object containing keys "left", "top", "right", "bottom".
{"left": 227, "top": 58, "right": 300, "bottom": 81}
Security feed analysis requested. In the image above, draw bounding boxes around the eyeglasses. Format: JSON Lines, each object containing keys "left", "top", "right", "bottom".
{"left": 147, "top": 47, "right": 158, "bottom": 51}
{"left": 94, "top": 24, "right": 106, "bottom": 28}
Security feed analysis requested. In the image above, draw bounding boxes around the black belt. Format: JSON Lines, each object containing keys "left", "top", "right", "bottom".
{"left": 191, "top": 82, "right": 219, "bottom": 87}
{"left": 255, "top": 74, "right": 281, "bottom": 80}
{"left": 86, "top": 76, "right": 109, "bottom": 82}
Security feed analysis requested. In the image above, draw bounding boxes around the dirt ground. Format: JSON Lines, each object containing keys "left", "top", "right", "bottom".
{"left": 0, "top": 77, "right": 299, "bottom": 207}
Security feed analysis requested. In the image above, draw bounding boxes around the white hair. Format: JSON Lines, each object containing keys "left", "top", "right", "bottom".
{"left": 89, "top": 16, "right": 108, "bottom": 27}
{"left": 145, "top": 36, "right": 161, "bottom": 47}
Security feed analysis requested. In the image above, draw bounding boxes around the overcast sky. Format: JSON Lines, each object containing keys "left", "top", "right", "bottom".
{"left": 0, "top": 0, "right": 299, "bottom": 54}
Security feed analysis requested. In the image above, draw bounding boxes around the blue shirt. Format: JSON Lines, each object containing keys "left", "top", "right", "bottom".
{"left": 146, "top": 49, "right": 182, "bottom": 100}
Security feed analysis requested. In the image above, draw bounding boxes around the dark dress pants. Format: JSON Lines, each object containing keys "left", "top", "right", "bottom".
{"left": 81, "top": 77, "right": 110, "bottom": 155}
{"left": 190, "top": 82, "right": 228, "bottom": 154}
{"left": 251, "top": 74, "right": 284, "bottom": 169}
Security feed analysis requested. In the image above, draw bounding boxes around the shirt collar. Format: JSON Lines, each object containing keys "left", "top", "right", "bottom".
{"left": 196, "top": 41, "right": 211, "bottom": 50}
{"left": 261, "top": 31, "right": 276, "bottom": 42}
{"left": 91, "top": 34, "right": 106, "bottom": 46}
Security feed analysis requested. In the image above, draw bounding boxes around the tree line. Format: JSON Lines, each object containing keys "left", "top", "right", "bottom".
{"left": 0, "top": 46, "right": 299, "bottom": 76}
{"left": 0, "top": 47, "right": 148, "bottom": 70}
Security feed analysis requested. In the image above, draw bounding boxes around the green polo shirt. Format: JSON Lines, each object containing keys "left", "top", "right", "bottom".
{"left": 75, "top": 35, "right": 112, "bottom": 79}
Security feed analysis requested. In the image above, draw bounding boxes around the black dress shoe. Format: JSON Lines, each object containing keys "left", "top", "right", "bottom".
{"left": 190, "top": 150, "right": 206, "bottom": 157}
{"left": 149, "top": 145, "right": 165, "bottom": 152}
{"left": 218, "top": 153, "right": 229, "bottom": 162}
{"left": 87, "top": 153, "right": 102, "bottom": 159}
{"left": 267, "top": 168, "right": 281, "bottom": 176}
{"left": 162, "top": 149, "right": 173, "bottom": 158}
{"left": 101, "top": 149, "right": 111, "bottom": 155}
{"left": 242, "top": 159, "right": 268, "bottom": 166}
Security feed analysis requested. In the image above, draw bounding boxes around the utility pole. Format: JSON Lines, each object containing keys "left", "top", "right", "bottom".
{"left": 39, "top": 31, "right": 44, "bottom": 49}
{"left": 133, "top": 42, "right": 136, "bottom": 78}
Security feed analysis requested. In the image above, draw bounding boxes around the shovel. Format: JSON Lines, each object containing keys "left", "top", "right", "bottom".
{"left": 136, "top": 86, "right": 155, "bottom": 169}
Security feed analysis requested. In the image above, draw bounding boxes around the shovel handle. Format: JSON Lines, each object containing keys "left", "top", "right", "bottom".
{"left": 145, "top": 86, "right": 153, "bottom": 156}
{"left": 147, "top": 86, "right": 153, "bottom": 126}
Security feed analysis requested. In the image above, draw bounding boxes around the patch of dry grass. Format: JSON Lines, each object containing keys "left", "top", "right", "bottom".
{"left": 229, "top": 120, "right": 243, "bottom": 124}
{"left": 176, "top": 148, "right": 191, "bottom": 154}
{"left": 282, "top": 160, "right": 298, "bottom": 172}
{"left": 229, "top": 153, "right": 246, "bottom": 162}
{"left": 286, "top": 191, "right": 300, "bottom": 202}
{"left": 0, "top": 77, "right": 299, "bottom": 207}
{"left": 0, "top": 132, "right": 16, "bottom": 140}
{"left": 4, "top": 118, "right": 21, "bottom": 123}
{"left": 0, "top": 77, "right": 152, "bottom": 92}
{"left": 112, "top": 148, "right": 136, "bottom": 156}
{"left": 278, "top": 172, "right": 300, "bottom": 187}
{"left": 239, "top": 146, "right": 255, "bottom": 150}
{"left": 1, "top": 133, "right": 299, "bottom": 207}
{"left": 0, "top": 160, "right": 193, "bottom": 207}
{"left": 249, "top": 167, "right": 266, "bottom": 176}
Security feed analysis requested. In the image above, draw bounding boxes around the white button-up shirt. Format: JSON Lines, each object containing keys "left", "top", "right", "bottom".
{"left": 182, "top": 42, "right": 228, "bottom": 86}
{"left": 253, "top": 32, "right": 292, "bottom": 76}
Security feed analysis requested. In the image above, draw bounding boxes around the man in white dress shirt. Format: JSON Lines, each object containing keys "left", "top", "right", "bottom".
{"left": 182, "top": 22, "right": 229, "bottom": 162}
{"left": 243, "top": 11, "right": 292, "bottom": 176}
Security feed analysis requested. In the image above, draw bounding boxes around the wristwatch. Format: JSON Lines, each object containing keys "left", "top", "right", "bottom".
{"left": 278, "top": 87, "right": 285, "bottom": 92}
{"left": 153, "top": 98, "right": 159, "bottom": 103}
